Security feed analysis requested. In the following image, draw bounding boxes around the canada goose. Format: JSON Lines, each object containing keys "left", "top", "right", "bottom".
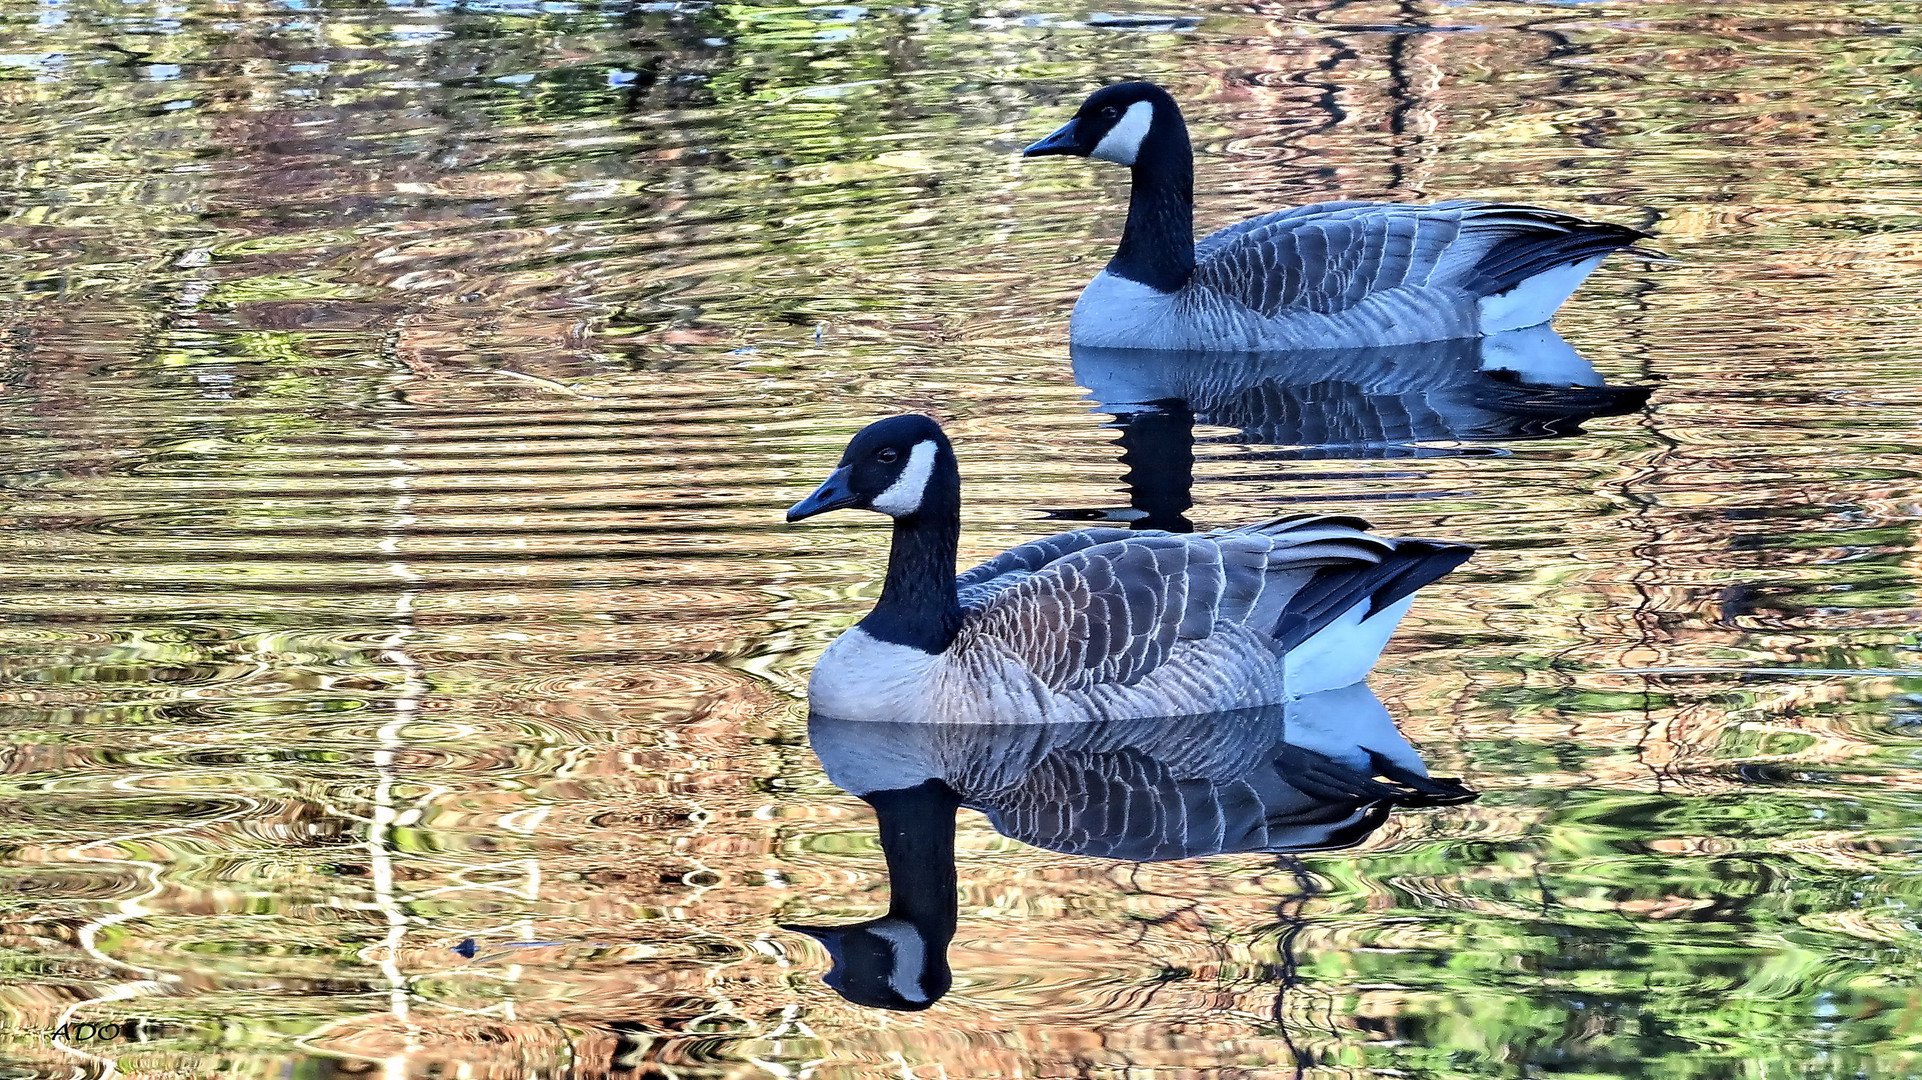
{"left": 1023, "top": 81, "right": 1651, "bottom": 351}
{"left": 786, "top": 414, "right": 1472, "bottom": 726}
{"left": 787, "top": 686, "right": 1476, "bottom": 1010}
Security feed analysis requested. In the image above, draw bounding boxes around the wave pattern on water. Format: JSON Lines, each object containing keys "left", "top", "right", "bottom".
{"left": 3, "top": 0, "right": 1922, "bottom": 1077}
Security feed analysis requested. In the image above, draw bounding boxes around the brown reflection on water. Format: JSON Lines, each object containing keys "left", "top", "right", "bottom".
{"left": 3, "top": 0, "right": 1922, "bottom": 1076}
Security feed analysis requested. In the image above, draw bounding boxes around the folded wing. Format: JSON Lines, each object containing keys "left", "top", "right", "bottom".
{"left": 1189, "top": 200, "right": 1647, "bottom": 320}
{"left": 951, "top": 515, "right": 1461, "bottom": 696}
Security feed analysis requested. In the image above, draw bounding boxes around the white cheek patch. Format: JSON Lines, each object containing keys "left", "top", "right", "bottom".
{"left": 1090, "top": 100, "right": 1154, "bottom": 165}
{"left": 870, "top": 440, "right": 937, "bottom": 517}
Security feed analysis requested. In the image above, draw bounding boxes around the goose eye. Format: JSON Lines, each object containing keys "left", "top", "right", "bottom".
{"left": 877, "top": 448, "right": 900, "bottom": 464}
{"left": 1099, "top": 106, "right": 1120, "bottom": 120}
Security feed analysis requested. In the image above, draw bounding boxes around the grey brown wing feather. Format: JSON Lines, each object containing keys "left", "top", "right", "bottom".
{"left": 1192, "top": 200, "right": 1374, "bottom": 261}
{"left": 1191, "top": 203, "right": 1468, "bottom": 318}
{"left": 952, "top": 516, "right": 1417, "bottom": 694}
{"left": 955, "top": 527, "right": 1154, "bottom": 605}
{"left": 1189, "top": 201, "right": 1647, "bottom": 320}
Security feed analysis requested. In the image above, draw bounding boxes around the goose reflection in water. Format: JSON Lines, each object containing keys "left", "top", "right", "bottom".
{"left": 1066, "top": 326, "right": 1653, "bottom": 531}
{"left": 786, "top": 688, "right": 1473, "bottom": 1011}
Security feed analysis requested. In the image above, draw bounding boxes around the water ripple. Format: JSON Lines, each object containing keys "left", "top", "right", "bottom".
{"left": 2, "top": 0, "right": 1922, "bottom": 1077}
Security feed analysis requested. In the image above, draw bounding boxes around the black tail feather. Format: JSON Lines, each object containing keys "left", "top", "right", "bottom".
{"left": 1360, "top": 539, "right": 1475, "bottom": 617}
{"left": 1271, "top": 539, "right": 1473, "bottom": 652}
{"left": 1463, "top": 211, "right": 1649, "bottom": 297}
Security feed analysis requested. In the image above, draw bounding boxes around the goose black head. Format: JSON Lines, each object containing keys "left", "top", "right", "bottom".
{"left": 787, "top": 414, "right": 956, "bottom": 522}
{"left": 783, "top": 917, "right": 952, "bottom": 1011}
{"left": 1023, "top": 81, "right": 1185, "bottom": 167}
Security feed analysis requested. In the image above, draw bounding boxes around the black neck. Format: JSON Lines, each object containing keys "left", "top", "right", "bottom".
{"left": 860, "top": 476, "right": 964, "bottom": 653}
{"left": 866, "top": 781, "right": 960, "bottom": 945}
{"left": 1109, "top": 120, "right": 1195, "bottom": 293}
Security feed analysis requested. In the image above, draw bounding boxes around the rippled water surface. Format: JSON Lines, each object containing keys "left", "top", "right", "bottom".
{"left": 4, "top": 0, "right": 1922, "bottom": 1075}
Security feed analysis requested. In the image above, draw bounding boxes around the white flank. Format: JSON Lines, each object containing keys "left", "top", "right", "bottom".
{"left": 870, "top": 440, "right": 937, "bottom": 517}
{"left": 1282, "top": 593, "right": 1416, "bottom": 699}
{"left": 1477, "top": 254, "right": 1607, "bottom": 333}
{"left": 1090, "top": 100, "right": 1154, "bottom": 166}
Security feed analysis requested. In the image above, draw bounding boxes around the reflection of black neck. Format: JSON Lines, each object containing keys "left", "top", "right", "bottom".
{"left": 862, "top": 471, "right": 964, "bottom": 653}
{"left": 1117, "top": 405, "right": 1196, "bottom": 532}
{"left": 866, "top": 780, "right": 960, "bottom": 943}
{"left": 1111, "top": 118, "right": 1195, "bottom": 293}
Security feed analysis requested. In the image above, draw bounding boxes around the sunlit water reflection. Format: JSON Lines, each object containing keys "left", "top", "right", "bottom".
{"left": 3, "top": 0, "right": 1922, "bottom": 1076}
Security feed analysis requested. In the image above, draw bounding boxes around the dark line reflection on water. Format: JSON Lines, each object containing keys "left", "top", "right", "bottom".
{"left": 1, "top": 0, "right": 1921, "bottom": 1077}
{"left": 1065, "top": 330, "right": 1655, "bottom": 529}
